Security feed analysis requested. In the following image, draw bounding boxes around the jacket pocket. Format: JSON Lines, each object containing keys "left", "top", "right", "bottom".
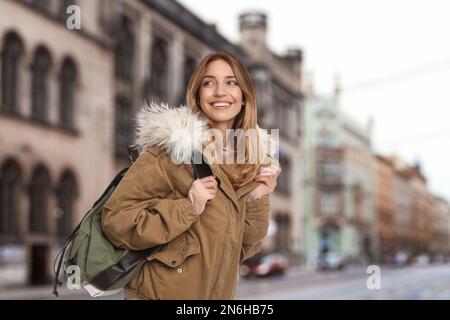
{"left": 146, "top": 243, "right": 200, "bottom": 267}
{"left": 139, "top": 243, "right": 200, "bottom": 299}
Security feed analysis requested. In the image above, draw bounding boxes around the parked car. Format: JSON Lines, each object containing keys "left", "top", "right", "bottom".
{"left": 394, "top": 250, "right": 409, "bottom": 266}
{"left": 414, "top": 253, "right": 430, "bottom": 266}
{"left": 240, "top": 252, "right": 288, "bottom": 278}
{"left": 317, "top": 252, "right": 345, "bottom": 271}
{"left": 431, "top": 253, "right": 446, "bottom": 264}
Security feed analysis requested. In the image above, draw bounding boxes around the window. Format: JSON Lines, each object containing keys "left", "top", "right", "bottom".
{"left": 114, "top": 15, "right": 134, "bottom": 81}
{"left": 177, "top": 55, "right": 196, "bottom": 106}
{"left": 29, "top": 165, "right": 51, "bottom": 235}
{"left": 285, "top": 104, "right": 294, "bottom": 140}
{"left": 321, "top": 191, "right": 338, "bottom": 215}
{"left": 0, "top": 159, "right": 21, "bottom": 241}
{"left": 1, "top": 32, "right": 24, "bottom": 114}
{"left": 114, "top": 96, "right": 132, "bottom": 157}
{"left": 58, "top": 0, "right": 76, "bottom": 21}
{"left": 147, "top": 37, "right": 169, "bottom": 104}
{"left": 277, "top": 155, "right": 291, "bottom": 194}
{"left": 318, "top": 161, "right": 341, "bottom": 184}
{"left": 27, "top": 0, "right": 51, "bottom": 13}
{"left": 31, "top": 46, "right": 52, "bottom": 123}
{"left": 59, "top": 57, "right": 77, "bottom": 129}
{"left": 317, "top": 127, "right": 333, "bottom": 147}
{"left": 56, "top": 171, "right": 78, "bottom": 241}
{"left": 252, "top": 69, "right": 272, "bottom": 123}
{"left": 273, "top": 96, "right": 285, "bottom": 132}
{"left": 275, "top": 214, "right": 290, "bottom": 254}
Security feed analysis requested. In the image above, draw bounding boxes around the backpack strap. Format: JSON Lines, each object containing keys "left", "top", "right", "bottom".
{"left": 51, "top": 167, "right": 130, "bottom": 297}
{"left": 191, "top": 150, "right": 213, "bottom": 179}
{"left": 89, "top": 249, "right": 154, "bottom": 291}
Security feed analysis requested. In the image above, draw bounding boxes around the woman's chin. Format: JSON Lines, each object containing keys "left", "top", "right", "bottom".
{"left": 207, "top": 114, "right": 237, "bottom": 124}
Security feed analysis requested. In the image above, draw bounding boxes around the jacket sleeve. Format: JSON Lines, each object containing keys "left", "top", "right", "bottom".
{"left": 101, "top": 150, "right": 199, "bottom": 251}
{"left": 240, "top": 194, "right": 270, "bottom": 263}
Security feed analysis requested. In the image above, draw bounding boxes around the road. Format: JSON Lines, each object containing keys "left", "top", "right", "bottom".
{"left": 2, "top": 263, "right": 450, "bottom": 300}
{"left": 236, "top": 263, "right": 450, "bottom": 300}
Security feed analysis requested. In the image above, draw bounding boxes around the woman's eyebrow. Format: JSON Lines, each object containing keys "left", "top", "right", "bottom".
{"left": 203, "top": 75, "right": 237, "bottom": 79}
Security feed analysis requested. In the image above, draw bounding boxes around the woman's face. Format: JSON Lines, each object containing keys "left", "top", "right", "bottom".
{"left": 199, "top": 59, "right": 243, "bottom": 131}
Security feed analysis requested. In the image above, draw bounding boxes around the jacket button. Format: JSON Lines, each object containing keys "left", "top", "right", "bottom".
{"left": 177, "top": 268, "right": 183, "bottom": 273}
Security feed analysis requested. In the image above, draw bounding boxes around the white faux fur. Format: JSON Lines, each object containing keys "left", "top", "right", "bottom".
{"left": 133, "top": 102, "right": 277, "bottom": 165}
{"left": 134, "top": 102, "right": 208, "bottom": 164}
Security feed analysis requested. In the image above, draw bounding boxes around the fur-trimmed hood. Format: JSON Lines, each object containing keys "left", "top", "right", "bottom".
{"left": 133, "top": 102, "right": 276, "bottom": 165}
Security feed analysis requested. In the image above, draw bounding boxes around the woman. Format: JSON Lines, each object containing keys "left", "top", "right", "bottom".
{"left": 101, "top": 52, "right": 281, "bottom": 300}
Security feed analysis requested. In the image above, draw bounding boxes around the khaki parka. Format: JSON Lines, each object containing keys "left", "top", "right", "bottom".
{"left": 101, "top": 103, "right": 274, "bottom": 300}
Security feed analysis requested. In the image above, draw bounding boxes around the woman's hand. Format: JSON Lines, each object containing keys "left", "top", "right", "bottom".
{"left": 248, "top": 165, "right": 281, "bottom": 201}
{"left": 188, "top": 176, "right": 218, "bottom": 215}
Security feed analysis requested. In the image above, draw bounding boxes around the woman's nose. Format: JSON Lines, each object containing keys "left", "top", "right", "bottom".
{"left": 214, "top": 83, "right": 226, "bottom": 96}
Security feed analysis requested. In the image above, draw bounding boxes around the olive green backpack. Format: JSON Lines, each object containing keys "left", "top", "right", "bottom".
{"left": 52, "top": 148, "right": 212, "bottom": 297}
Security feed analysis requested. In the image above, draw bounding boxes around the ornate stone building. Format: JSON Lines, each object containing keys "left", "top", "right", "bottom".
{"left": 301, "top": 85, "right": 378, "bottom": 266}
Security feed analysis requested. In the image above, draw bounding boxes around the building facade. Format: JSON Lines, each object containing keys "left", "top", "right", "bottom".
{"left": 0, "top": 0, "right": 114, "bottom": 286}
{"left": 431, "top": 196, "right": 449, "bottom": 258}
{"left": 374, "top": 155, "right": 396, "bottom": 263}
{"left": 301, "top": 85, "right": 378, "bottom": 267}
{"left": 238, "top": 12, "right": 303, "bottom": 262}
{"left": 391, "top": 157, "right": 449, "bottom": 262}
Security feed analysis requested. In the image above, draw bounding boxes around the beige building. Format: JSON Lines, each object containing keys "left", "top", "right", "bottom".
{"left": 0, "top": 0, "right": 114, "bottom": 286}
{"left": 238, "top": 12, "right": 303, "bottom": 262}
{"left": 374, "top": 155, "right": 397, "bottom": 263}
{"left": 393, "top": 161, "right": 414, "bottom": 257}
{"left": 391, "top": 157, "right": 445, "bottom": 261}
{"left": 0, "top": 0, "right": 303, "bottom": 287}
{"left": 431, "top": 196, "right": 449, "bottom": 258}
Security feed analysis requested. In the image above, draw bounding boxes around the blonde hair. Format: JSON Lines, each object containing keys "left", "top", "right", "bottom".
{"left": 186, "top": 52, "right": 264, "bottom": 187}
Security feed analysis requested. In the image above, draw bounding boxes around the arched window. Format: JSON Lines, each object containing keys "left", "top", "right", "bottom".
{"left": 58, "top": 0, "right": 77, "bottom": 21}
{"left": 1, "top": 32, "right": 24, "bottom": 114}
{"left": 277, "top": 154, "right": 291, "bottom": 194}
{"left": 114, "top": 95, "right": 132, "bottom": 157}
{"left": 148, "top": 37, "right": 169, "bottom": 103}
{"left": 31, "top": 46, "right": 52, "bottom": 123}
{"left": 56, "top": 170, "right": 77, "bottom": 241}
{"left": 0, "top": 159, "right": 21, "bottom": 241}
{"left": 29, "top": 165, "right": 51, "bottom": 235}
{"left": 114, "top": 15, "right": 134, "bottom": 81}
{"left": 275, "top": 214, "right": 291, "bottom": 255}
{"left": 59, "top": 57, "right": 77, "bottom": 129}
{"left": 29, "top": 0, "right": 51, "bottom": 13}
{"left": 177, "top": 55, "right": 196, "bottom": 106}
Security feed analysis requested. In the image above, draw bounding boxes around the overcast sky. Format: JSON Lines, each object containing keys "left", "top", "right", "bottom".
{"left": 178, "top": 0, "right": 450, "bottom": 200}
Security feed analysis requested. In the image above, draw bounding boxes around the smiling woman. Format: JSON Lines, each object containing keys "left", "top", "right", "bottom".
{"left": 102, "top": 52, "right": 280, "bottom": 300}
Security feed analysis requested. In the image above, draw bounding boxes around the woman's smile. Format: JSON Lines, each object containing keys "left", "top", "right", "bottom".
{"left": 210, "top": 100, "right": 233, "bottom": 110}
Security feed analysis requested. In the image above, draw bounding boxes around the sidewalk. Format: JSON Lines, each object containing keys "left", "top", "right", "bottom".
{"left": 0, "top": 284, "right": 124, "bottom": 300}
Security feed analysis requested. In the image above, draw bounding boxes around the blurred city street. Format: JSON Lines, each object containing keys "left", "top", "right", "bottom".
{"left": 237, "top": 263, "right": 450, "bottom": 300}
{"left": 1, "top": 0, "right": 450, "bottom": 300}
{"left": 2, "top": 263, "right": 450, "bottom": 300}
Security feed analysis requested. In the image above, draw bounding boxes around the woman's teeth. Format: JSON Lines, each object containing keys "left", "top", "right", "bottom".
{"left": 212, "top": 102, "right": 231, "bottom": 109}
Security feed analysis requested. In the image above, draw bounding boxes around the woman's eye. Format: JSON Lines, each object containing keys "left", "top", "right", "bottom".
{"left": 203, "top": 80, "right": 214, "bottom": 86}
{"left": 228, "top": 80, "right": 237, "bottom": 85}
